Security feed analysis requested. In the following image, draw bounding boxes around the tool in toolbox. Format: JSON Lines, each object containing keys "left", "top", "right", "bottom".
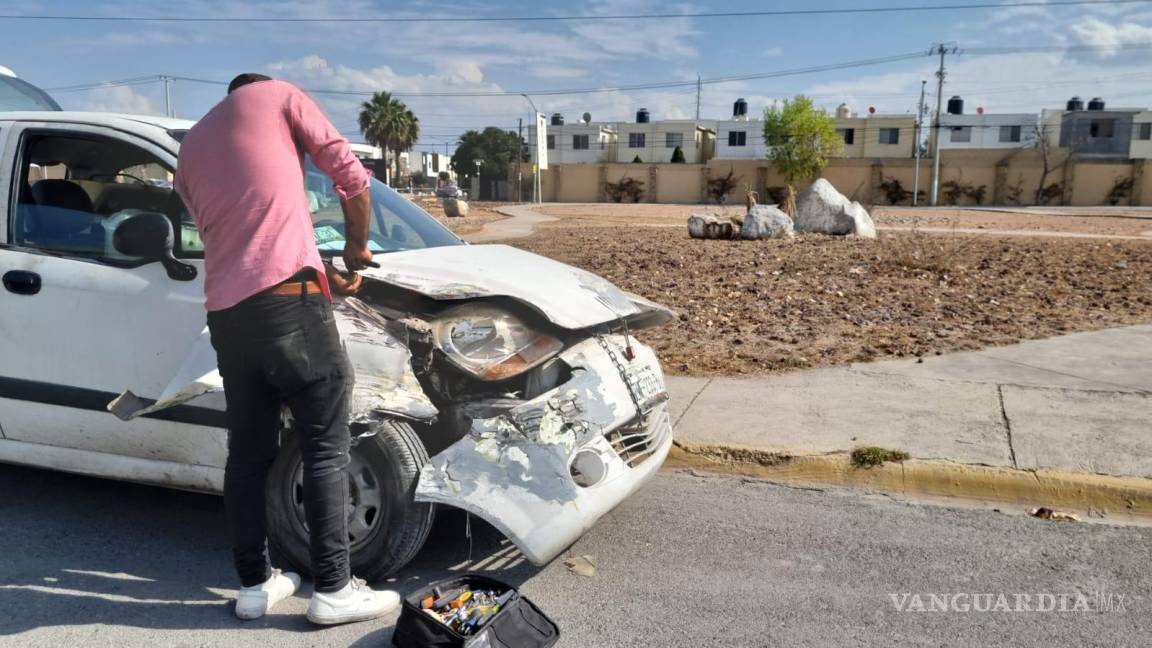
{"left": 419, "top": 584, "right": 514, "bottom": 636}
{"left": 393, "top": 574, "right": 559, "bottom": 648}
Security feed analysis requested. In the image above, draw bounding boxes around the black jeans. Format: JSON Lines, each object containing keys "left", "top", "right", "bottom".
{"left": 207, "top": 288, "right": 352, "bottom": 593}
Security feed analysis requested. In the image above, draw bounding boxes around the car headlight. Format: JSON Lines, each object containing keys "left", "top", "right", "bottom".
{"left": 432, "top": 304, "right": 563, "bottom": 381}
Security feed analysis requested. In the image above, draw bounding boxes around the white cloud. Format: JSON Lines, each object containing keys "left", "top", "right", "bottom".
{"left": 1069, "top": 17, "right": 1152, "bottom": 58}
{"left": 84, "top": 85, "right": 156, "bottom": 114}
{"left": 566, "top": 0, "right": 699, "bottom": 59}
{"left": 762, "top": 47, "right": 784, "bottom": 57}
{"left": 525, "top": 66, "right": 591, "bottom": 80}
{"left": 988, "top": 0, "right": 1051, "bottom": 24}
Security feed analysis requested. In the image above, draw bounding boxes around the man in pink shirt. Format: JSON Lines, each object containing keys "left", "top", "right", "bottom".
{"left": 176, "top": 73, "right": 397, "bottom": 625}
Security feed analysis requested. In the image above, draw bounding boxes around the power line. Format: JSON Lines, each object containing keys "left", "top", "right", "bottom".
{"left": 168, "top": 52, "right": 930, "bottom": 98}
{"left": 1, "top": 1, "right": 1147, "bottom": 23}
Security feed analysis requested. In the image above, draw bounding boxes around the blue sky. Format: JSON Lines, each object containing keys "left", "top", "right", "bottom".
{"left": 3, "top": 0, "right": 1152, "bottom": 153}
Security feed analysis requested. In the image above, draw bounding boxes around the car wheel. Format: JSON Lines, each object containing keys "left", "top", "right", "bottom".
{"left": 266, "top": 419, "right": 435, "bottom": 581}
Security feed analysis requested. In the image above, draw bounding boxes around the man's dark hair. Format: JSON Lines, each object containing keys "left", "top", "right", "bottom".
{"left": 227, "top": 73, "right": 272, "bottom": 94}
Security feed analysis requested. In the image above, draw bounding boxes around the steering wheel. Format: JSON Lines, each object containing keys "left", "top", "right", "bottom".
{"left": 89, "top": 171, "right": 150, "bottom": 186}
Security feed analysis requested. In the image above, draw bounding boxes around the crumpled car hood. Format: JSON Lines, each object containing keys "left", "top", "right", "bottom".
{"left": 362, "top": 244, "right": 650, "bottom": 330}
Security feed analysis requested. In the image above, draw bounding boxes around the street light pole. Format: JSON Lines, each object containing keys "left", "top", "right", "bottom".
{"left": 520, "top": 93, "right": 541, "bottom": 204}
{"left": 473, "top": 158, "right": 482, "bottom": 200}
{"left": 913, "top": 79, "right": 927, "bottom": 206}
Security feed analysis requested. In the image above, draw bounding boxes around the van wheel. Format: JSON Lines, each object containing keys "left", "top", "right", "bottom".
{"left": 266, "top": 419, "right": 435, "bottom": 581}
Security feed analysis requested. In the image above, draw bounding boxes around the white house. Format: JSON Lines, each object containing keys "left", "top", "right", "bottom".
{"left": 612, "top": 112, "right": 715, "bottom": 164}
{"left": 939, "top": 113, "right": 1036, "bottom": 150}
{"left": 1133, "top": 110, "right": 1152, "bottom": 159}
{"left": 526, "top": 120, "right": 617, "bottom": 165}
{"left": 713, "top": 119, "right": 768, "bottom": 160}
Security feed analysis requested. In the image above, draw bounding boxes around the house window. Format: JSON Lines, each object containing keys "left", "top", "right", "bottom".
{"left": 999, "top": 125, "right": 1022, "bottom": 143}
{"left": 949, "top": 127, "right": 971, "bottom": 143}
{"left": 1089, "top": 119, "right": 1115, "bottom": 138}
{"left": 727, "top": 130, "right": 747, "bottom": 146}
{"left": 878, "top": 128, "right": 900, "bottom": 145}
{"left": 572, "top": 134, "right": 590, "bottom": 150}
{"left": 1137, "top": 123, "right": 1152, "bottom": 140}
{"left": 546, "top": 134, "right": 555, "bottom": 150}
{"left": 665, "top": 132, "right": 684, "bottom": 148}
{"left": 837, "top": 128, "right": 855, "bottom": 145}
{"left": 629, "top": 132, "right": 646, "bottom": 148}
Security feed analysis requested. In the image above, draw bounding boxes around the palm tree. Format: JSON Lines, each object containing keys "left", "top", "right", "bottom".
{"left": 358, "top": 91, "right": 420, "bottom": 185}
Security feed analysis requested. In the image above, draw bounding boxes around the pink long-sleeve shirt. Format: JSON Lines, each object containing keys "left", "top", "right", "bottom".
{"left": 175, "top": 79, "right": 370, "bottom": 311}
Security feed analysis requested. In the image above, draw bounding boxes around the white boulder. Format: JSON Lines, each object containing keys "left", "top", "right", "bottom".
{"left": 442, "top": 197, "right": 469, "bottom": 218}
{"left": 794, "top": 178, "right": 877, "bottom": 238}
{"left": 740, "top": 205, "right": 794, "bottom": 240}
{"left": 688, "top": 213, "right": 734, "bottom": 239}
{"left": 688, "top": 213, "right": 717, "bottom": 239}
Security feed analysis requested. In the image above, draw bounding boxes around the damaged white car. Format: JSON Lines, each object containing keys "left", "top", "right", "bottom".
{"left": 0, "top": 111, "right": 674, "bottom": 579}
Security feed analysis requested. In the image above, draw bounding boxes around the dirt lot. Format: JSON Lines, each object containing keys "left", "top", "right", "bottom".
{"left": 507, "top": 226, "right": 1152, "bottom": 376}
{"left": 536, "top": 203, "right": 1152, "bottom": 237}
{"left": 412, "top": 197, "right": 509, "bottom": 235}
{"left": 874, "top": 207, "right": 1152, "bottom": 237}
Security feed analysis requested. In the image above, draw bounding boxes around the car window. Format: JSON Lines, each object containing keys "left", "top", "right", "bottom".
{"left": 11, "top": 132, "right": 191, "bottom": 262}
{"left": 304, "top": 157, "right": 462, "bottom": 256}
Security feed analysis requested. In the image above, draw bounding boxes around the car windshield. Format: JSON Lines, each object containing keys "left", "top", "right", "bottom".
{"left": 0, "top": 74, "right": 62, "bottom": 111}
{"left": 303, "top": 157, "right": 463, "bottom": 255}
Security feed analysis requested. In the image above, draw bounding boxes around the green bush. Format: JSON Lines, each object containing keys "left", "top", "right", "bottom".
{"left": 670, "top": 146, "right": 686, "bottom": 163}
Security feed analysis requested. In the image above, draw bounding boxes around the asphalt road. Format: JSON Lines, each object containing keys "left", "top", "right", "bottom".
{"left": 0, "top": 464, "right": 1148, "bottom": 647}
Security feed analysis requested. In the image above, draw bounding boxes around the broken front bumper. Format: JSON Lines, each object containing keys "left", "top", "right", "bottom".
{"left": 415, "top": 335, "right": 672, "bottom": 565}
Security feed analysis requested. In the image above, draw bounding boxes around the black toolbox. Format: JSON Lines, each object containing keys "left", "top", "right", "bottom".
{"left": 392, "top": 574, "right": 559, "bottom": 648}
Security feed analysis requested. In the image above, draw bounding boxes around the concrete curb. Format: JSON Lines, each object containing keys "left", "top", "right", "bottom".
{"left": 666, "top": 441, "right": 1152, "bottom": 519}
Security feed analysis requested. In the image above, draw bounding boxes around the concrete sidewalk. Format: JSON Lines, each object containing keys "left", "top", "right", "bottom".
{"left": 463, "top": 205, "right": 556, "bottom": 243}
{"left": 666, "top": 325, "right": 1152, "bottom": 507}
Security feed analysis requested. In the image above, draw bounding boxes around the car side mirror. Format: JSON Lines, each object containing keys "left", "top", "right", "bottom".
{"left": 112, "top": 212, "right": 197, "bottom": 281}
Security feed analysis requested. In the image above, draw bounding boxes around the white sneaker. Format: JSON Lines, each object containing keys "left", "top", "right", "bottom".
{"left": 235, "top": 569, "right": 301, "bottom": 620}
{"left": 306, "top": 578, "right": 401, "bottom": 626}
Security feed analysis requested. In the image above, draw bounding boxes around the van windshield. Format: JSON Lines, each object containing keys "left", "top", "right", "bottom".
{"left": 303, "top": 158, "right": 463, "bottom": 255}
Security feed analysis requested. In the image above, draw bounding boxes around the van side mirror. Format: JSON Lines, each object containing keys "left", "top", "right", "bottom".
{"left": 112, "top": 212, "right": 197, "bottom": 281}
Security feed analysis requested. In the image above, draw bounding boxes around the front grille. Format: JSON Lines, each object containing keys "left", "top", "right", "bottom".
{"left": 605, "top": 405, "right": 671, "bottom": 468}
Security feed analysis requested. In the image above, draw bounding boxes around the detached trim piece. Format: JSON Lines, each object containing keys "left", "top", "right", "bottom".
{"left": 0, "top": 376, "right": 225, "bottom": 428}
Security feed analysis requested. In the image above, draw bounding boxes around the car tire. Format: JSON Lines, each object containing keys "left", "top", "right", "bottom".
{"left": 265, "top": 419, "right": 435, "bottom": 581}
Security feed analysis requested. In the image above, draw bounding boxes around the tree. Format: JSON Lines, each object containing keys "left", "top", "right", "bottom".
{"left": 706, "top": 169, "right": 738, "bottom": 204}
{"left": 670, "top": 145, "right": 686, "bottom": 163}
{"left": 410, "top": 170, "right": 427, "bottom": 188}
{"left": 358, "top": 91, "right": 420, "bottom": 186}
{"left": 1029, "top": 121, "right": 1066, "bottom": 205}
{"left": 763, "top": 96, "right": 842, "bottom": 186}
{"left": 450, "top": 127, "right": 523, "bottom": 200}
{"left": 632, "top": 155, "right": 644, "bottom": 164}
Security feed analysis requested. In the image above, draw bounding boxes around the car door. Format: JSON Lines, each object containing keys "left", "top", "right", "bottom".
{"left": 0, "top": 119, "right": 227, "bottom": 479}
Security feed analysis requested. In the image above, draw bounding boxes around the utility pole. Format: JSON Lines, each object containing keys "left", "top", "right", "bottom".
{"left": 695, "top": 74, "right": 702, "bottom": 120}
{"left": 913, "top": 80, "right": 927, "bottom": 206}
{"left": 162, "top": 75, "right": 173, "bottom": 118}
{"left": 517, "top": 117, "right": 524, "bottom": 203}
{"left": 929, "top": 44, "right": 955, "bottom": 206}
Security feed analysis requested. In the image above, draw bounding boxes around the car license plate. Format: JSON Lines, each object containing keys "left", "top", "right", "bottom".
{"left": 623, "top": 361, "right": 668, "bottom": 413}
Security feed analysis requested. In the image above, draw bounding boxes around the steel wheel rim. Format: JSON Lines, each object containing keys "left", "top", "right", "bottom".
{"left": 289, "top": 449, "right": 385, "bottom": 552}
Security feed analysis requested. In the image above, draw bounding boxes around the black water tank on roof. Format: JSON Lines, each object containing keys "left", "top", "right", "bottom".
{"left": 733, "top": 98, "right": 748, "bottom": 118}
{"left": 637, "top": 108, "right": 650, "bottom": 123}
{"left": 1088, "top": 97, "right": 1106, "bottom": 111}
{"left": 947, "top": 96, "right": 964, "bottom": 115}
{"left": 1067, "top": 96, "right": 1084, "bottom": 111}
{"left": 551, "top": 113, "right": 565, "bottom": 126}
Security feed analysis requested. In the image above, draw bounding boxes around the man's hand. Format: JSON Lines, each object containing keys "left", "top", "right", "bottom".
{"left": 343, "top": 242, "right": 377, "bottom": 272}
{"left": 324, "top": 262, "right": 363, "bottom": 296}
